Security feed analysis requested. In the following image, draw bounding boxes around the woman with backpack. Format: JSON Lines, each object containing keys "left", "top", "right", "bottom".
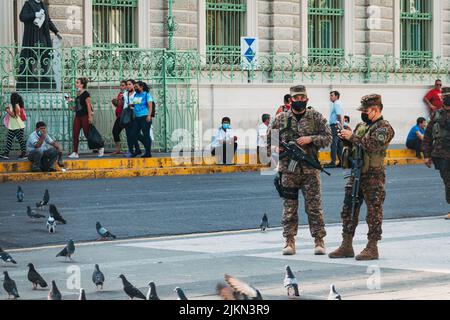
{"left": 130, "top": 81, "right": 154, "bottom": 158}
{"left": 1, "top": 92, "right": 27, "bottom": 160}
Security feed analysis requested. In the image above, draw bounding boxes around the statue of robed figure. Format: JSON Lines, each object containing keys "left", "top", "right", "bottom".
{"left": 17, "top": 0, "right": 62, "bottom": 89}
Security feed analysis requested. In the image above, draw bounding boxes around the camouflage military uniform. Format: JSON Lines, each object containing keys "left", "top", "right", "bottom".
{"left": 329, "top": 94, "right": 395, "bottom": 261}
{"left": 341, "top": 118, "right": 395, "bottom": 240}
{"left": 423, "top": 87, "right": 450, "bottom": 206}
{"left": 267, "top": 108, "right": 332, "bottom": 241}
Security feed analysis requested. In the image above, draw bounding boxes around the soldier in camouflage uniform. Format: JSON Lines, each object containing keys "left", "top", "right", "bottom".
{"left": 267, "top": 85, "right": 332, "bottom": 256}
{"left": 329, "top": 94, "right": 395, "bottom": 261}
{"left": 423, "top": 87, "right": 450, "bottom": 219}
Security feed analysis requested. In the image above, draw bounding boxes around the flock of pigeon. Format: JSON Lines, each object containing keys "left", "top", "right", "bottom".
{"left": 1, "top": 188, "right": 342, "bottom": 300}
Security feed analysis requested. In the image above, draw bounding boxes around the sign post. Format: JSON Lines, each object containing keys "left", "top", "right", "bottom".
{"left": 241, "top": 37, "right": 259, "bottom": 83}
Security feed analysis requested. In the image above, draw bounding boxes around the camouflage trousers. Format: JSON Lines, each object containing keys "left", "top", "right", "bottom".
{"left": 341, "top": 169, "right": 386, "bottom": 241}
{"left": 281, "top": 169, "right": 326, "bottom": 239}
{"left": 439, "top": 166, "right": 450, "bottom": 204}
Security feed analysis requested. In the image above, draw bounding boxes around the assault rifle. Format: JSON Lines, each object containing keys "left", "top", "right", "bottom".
{"left": 279, "top": 141, "right": 331, "bottom": 176}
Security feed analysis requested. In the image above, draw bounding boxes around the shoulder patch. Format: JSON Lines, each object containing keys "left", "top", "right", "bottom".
{"left": 376, "top": 127, "right": 388, "bottom": 143}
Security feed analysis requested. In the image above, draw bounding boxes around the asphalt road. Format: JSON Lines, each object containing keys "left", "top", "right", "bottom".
{"left": 0, "top": 165, "right": 447, "bottom": 249}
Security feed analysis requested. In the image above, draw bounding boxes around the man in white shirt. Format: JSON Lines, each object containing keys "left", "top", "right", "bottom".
{"left": 257, "top": 114, "right": 271, "bottom": 163}
{"left": 211, "top": 117, "right": 238, "bottom": 165}
{"left": 27, "top": 121, "right": 63, "bottom": 172}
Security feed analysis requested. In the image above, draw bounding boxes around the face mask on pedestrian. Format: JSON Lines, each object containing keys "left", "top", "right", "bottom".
{"left": 222, "top": 123, "right": 231, "bottom": 130}
{"left": 291, "top": 101, "right": 307, "bottom": 113}
{"left": 361, "top": 110, "right": 376, "bottom": 124}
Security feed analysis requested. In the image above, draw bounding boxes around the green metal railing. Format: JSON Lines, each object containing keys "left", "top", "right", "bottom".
{"left": 0, "top": 46, "right": 200, "bottom": 153}
{"left": 1, "top": 45, "right": 449, "bottom": 154}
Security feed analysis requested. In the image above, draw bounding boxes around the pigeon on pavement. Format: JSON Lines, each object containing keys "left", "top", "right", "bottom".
{"left": 96, "top": 222, "right": 116, "bottom": 240}
{"left": 27, "top": 263, "right": 48, "bottom": 290}
{"left": 49, "top": 204, "right": 66, "bottom": 224}
{"left": 3, "top": 271, "right": 20, "bottom": 299}
{"left": 146, "top": 282, "right": 160, "bottom": 300}
{"left": 17, "top": 186, "right": 24, "bottom": 202}
{"left": 224, "top": 274, "right": 263, "bottom": 300}
{"left": 328, "top": 284, "right": 342, "bottom": 300}
{"left": 56, "top": 239, "right": 75, "bottom": 261}
{"left": 27, "top": 206, "right": 45, "bottom": 219}
{"left": 48, "top": 281, "right": 62, "bottom": 300}
{"left": 118, "top": 274, "right": 146, "bottom": 300}
{"left": 79, "top": 288, "right": 87, "bottom": 300}
{"left": 284, "top": 265, "right": 300, "bottom": 297}
{"left": 92, "top": 264, "right": 105, "bottom": 290}
{"left": 0, "top": 246, "right": 17, "bottom": 265}
{"left": 260, "top": 213, "right": 269, "bottom": 232}
{"left": 36, "top": 189, "right": 50, "bottom": 210}
{"left": 46, "top": 216, "right": 56, "bottom": 234}
{"left": 174, "top": 287, "right": 188, "bottom": 300}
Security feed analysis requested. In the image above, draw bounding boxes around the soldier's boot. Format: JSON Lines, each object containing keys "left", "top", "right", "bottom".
{"left": 328, "top": 234, "right": 354, "bottom": 259}
{"left": 314, "top": 238, "right": 326, "bottom": 255}
{"left": 282, "top": 237, "right": 296, "bottom": 256}
{"left": 355, "top": 240, "right": 379, "bottom": 261}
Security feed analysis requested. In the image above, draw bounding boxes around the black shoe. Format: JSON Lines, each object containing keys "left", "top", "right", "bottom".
{"left": 18, "top": 153, "right": 28, "bottom": 160}
{"left": 134, "top": 150, "right": 143, "bottom": 156}
{"left": 31, "top": 167, "right": 42, "bottom": 172}
{"left": 141, "top": 154, "right": 152, "bottom": 158}
{"left": 324, "top": 162, "right": 337, "bottom": 169}
{"left": 46, "top": 168, "right": 57, "bottom": 173}
{"left": 0, "top": 153, "right": 10, "bottom": 160}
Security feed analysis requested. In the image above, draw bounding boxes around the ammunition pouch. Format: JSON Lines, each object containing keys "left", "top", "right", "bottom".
{"left": 341, "top": 147, "right": 351, "bottom": 169}
{"left": 274, "top": 172, "right": 284, "bottom": 198}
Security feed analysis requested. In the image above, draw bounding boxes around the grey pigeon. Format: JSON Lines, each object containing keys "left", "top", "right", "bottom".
{"left": 49, "top": 204, "right": 66, "bottom": 224}
{"left": 224, "top": 274, "right": 263, "bottom": 300}
{"left": 56, "top": 239, "right": 75, "bottom": 260}
{"left": 36, "top": 189, "right": 50, "bottom": 210}
{"left": 17, "top": 186, "right": 24, "bottom": 202}
{"left": 0, "top": 246, "right": 17, "bottom": 265}
{"left": 46, "top": 216, "right": 56, "bottom": 234}
{"left": 118, "top": 274, "right": 146, "bottom": 300}
{"left": 27, "top": 263, "right": 48, "bottom": 290}
{"left": 174, "top": 287, "right": 188, "bottom": 300}
{"left": 3, "top": 271, "right": 19, "bottom": 299}
{"left": 27, "top": 206, "right": 45, "bottom": 219}
{"left": 260, "top": 213, "right": 269, "bottom": 232}
{"left": 328, "top": 284, "right": 341, "bottom": 300}
{"left": 96, "top": 222, "right": 116, "bottom": 240}
{"left": 146, "top": 282, "right": 160, "bottom": 300}
{"left": 284, "top": 265, "right": 300, "bottom": 297}
{"left": 92, "top": 264, "right": 105, "bottom": 290}
{"left": 48, "top": 281, "right": 62, "bottom": 300}
{"left": 79, "top": 288, "right": 87, "bottom": 300}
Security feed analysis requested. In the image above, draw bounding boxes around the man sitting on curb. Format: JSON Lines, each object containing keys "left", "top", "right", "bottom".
{"left": 211, "top": 117, "right": 238, "bottom": 165}
{"left": 27, "top": 121, "right": 63, "bottom": 172}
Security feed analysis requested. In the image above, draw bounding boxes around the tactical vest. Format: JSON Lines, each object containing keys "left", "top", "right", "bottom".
{"left": 432, "top": 110, "right": 450, "bottom": 140}
{"left": 353, "top": 122, "right": 387, "bottom": 173}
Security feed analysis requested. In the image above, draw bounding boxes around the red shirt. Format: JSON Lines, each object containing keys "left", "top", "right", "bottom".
{"left": 276, "top": 104, "right": 291, "bottom": 115}
{"left": 425, "top": 89, "right": 443, "bottom": 111}
{"left": 115, "top": 92, "right": 124, "bottom": 118}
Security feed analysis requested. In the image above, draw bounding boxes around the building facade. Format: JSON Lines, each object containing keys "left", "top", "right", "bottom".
{"left": 1, "top": 0, "right": 449, "bottom": 151}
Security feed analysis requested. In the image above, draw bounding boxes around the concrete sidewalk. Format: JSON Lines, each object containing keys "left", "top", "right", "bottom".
{"left": 3, "top": 216, "right": 450, "bottom": 300}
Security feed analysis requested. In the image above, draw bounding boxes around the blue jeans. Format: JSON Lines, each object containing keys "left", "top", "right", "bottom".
{"left": 330, "top": 124, "right": 343, "bottom": 164}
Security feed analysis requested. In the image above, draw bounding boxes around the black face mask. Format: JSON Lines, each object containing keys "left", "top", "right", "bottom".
{"left": 291, "top": 101, "right": 307, "bottom": 113}
{"left": 361, "top": 112, "right": 372, "bottom": 124}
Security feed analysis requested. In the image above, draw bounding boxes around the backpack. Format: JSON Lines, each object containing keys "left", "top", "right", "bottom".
{"left": 144, "top": 92, "right": 157, "bottom": 118}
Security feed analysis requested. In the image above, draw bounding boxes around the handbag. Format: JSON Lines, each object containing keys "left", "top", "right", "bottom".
{"left": 20, "top": 108, "right": 27, "bottom": 122}
{"left": 120, "top": 107, "right": 134, "bottom": 128}
{"left": 2, "top": 113, "right": 10, "bottom": 128}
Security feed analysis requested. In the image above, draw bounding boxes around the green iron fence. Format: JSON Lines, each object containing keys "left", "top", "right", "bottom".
{"left": 0, "top": 46, "right": 200, "bottom": 154}
{"left": 1, "top": 45, "right": 449, "bottom": 154}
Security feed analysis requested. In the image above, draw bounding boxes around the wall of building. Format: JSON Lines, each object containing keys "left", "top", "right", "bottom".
{"left": 198, "top": 83, "right": 433, "bottom": 147}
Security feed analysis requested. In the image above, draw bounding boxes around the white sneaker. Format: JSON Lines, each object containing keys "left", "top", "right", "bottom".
{"left": 68, "top": 152, "right": 79, "bottom": 159}
{"left": 98, "top": 148, "right": 105, "bottom": 158}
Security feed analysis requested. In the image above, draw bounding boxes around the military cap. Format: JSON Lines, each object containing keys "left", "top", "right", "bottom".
{"left": 442, "top": 87, "right": 450, "bottom": 98}
{"left": 290, "top": 85, "right": 307, "bottom": 97}
{"left": 357, "top": 94, "right": 383, "bottom": 111}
